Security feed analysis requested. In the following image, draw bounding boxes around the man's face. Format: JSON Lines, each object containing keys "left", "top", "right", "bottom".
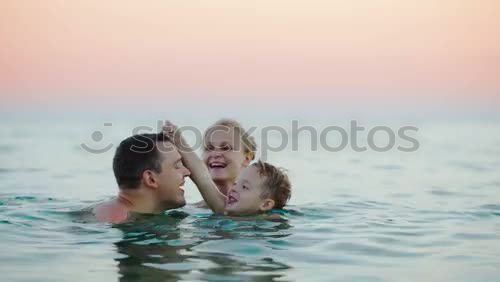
{"left": 202, "top": 128, "right": 250, "bottom": 192}
{"left": 155, "top": 141, "right": 190, "bottom": 209}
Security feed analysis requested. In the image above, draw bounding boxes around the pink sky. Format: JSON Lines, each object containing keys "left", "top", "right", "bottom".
{"left": 1, "top": 0, "right": 499, "bottom": 108}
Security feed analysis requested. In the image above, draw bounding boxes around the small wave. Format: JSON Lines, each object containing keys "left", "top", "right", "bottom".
{"left": 0, "top": 167, "right": 45, "bottom": 174}
{"left": 372, "top": 165, "right": 403, "bottom": 170}
{"left": 0, "top": 145, "right": 17, "bottom": 152}
{"left": 475, "top": 204, "right": 500, "bottom": 217}
{"left": 0, "top": 168, "right": 13, "bottom": 174}
{"left": 452, "top": 232, "right": 499, "bottom": 240}
{"left": 329, "top": 242, "right": 430, "bottom": 258}
{"left": 429, "top": 189, "right": 458, "bottom": 196}
{"left": 448, "top": 160, "right": 489, "bottom": 172}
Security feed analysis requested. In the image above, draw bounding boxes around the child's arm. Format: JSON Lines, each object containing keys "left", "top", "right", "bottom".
{"left": 163, "top": 121, "right": 227, "bottom": 214}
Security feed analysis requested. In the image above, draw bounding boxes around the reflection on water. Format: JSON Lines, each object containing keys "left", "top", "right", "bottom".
{"left": 1, "top": 194, "right": 500, "bottom": 282}
{"left": 114, "top": 209, "right": 292, "bottom": 282}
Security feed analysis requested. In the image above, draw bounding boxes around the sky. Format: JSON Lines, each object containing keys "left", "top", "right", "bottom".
{"left": 1, "top": 0, "right": 499, "bottom": 112}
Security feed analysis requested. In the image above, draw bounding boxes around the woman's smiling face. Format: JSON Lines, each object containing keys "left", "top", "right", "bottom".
{"left": 202, "top": 127, "right": 251, "bottom": 191}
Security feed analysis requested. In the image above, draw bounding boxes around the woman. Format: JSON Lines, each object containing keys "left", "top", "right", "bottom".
{"left": 195, "top": 119, "right": 257, "bottom": 208}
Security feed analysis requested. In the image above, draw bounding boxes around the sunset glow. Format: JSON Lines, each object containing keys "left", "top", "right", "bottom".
{"left": 1, "top": 0, "right": 499, "bottom": 108}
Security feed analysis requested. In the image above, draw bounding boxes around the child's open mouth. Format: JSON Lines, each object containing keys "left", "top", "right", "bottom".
{"left": 227, "top": 194, "right": 238, "bottom": 205}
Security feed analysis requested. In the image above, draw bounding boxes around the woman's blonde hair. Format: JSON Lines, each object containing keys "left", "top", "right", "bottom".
{"left": 203, "top": 118, "right": 257, "bottom": 160}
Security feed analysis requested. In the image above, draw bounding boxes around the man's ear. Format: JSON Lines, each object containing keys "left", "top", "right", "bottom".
{"left": 142, "top": 170, "right": 159, "bottom": 189}
{"left": 259, "top": 198, "right": 275, "bottom": 212}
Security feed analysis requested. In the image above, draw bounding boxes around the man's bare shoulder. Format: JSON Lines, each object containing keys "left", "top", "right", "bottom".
{"left": 92, "top": 199, "right": 130, "bottom": 224}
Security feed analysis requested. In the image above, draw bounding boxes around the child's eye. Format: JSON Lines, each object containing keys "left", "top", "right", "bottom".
{"left": 221, "top": 144, "right": 232, "bottom": 151}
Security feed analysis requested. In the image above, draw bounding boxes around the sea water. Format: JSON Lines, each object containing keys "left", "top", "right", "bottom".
{"left": 1, "top": 111, "right": 499, "bottom": 282}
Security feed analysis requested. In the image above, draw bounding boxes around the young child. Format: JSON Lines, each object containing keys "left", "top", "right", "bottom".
{"left": 163, "top": 121, "right": 291, "bottom": 216}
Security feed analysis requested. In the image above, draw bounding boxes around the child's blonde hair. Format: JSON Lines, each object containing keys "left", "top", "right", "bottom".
{"left": 253, "top": 160, "right": 291, "bottom": 209}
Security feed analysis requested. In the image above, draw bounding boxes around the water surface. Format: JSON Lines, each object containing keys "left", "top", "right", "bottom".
{"left": 1, "top": 114, "right": 499, "bottom": 281}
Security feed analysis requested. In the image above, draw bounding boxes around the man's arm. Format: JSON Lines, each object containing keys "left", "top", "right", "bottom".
{"left": 163, "top": 121, "right": 227, "bottom": 214}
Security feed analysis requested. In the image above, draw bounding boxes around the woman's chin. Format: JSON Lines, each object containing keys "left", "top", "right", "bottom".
{"left": 210, "top": 172, "right": 229, "bottom": 182}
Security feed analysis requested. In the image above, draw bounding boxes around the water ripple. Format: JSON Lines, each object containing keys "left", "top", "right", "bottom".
{"left": 1, "top": 195, "right": 500, "bottom": 281}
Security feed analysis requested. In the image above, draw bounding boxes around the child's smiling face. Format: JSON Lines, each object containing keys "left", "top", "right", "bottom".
{"left": 225, "top": 166, "right": 275, "bottom": 215}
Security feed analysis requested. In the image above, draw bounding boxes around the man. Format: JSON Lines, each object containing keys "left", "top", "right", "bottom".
{"left": 92, "top": 133, "right": 190, "bottom": 224}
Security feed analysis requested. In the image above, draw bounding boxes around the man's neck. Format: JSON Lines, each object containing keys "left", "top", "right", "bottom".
{"left": 117, "top": 189, "right": 163, "bottom": 215}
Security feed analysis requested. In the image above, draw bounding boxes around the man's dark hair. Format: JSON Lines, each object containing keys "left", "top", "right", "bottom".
{"left": 113, "top": 133, "right": 170, "bottom": 189}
